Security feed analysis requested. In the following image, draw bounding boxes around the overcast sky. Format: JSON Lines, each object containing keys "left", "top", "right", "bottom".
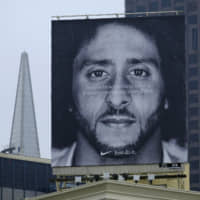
{"left": 0, "top": 0, "right": 124, "bottom": 159}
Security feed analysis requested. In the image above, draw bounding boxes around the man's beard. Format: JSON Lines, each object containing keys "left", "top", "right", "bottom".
{"left": 75, "top": 106, "right": 161, "bottom": 158}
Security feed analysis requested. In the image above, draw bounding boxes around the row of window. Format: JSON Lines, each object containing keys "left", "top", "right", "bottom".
{"left": 128, "top": 0, "right": 198, "bottom": 13}
{"left": 0, "top": 158, "right": 54, "bottom": 192}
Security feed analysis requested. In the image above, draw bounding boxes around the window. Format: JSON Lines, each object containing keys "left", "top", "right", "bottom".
{"left": 189, "top": 80, "right": 198, "bottom": 90}
{"left": 189, "top": 107, "right": 199, "bottom": 116}
{"left": 174, "top": 6, "right": 184, "bottom": 11}
{"left": 190, "top": 174, "right": 200, "bottom": 183}
{"left": 190, "top": 147, "right": 199, "bottom": 156}
{"left": 190, "top": 134, "right": 199, "bottom": 142}
{"left": 149, "top": 2, "right": 158, "bottom": 11}
{"left": 187, "top": 1, "right": 198, "bottom": 12}
{"left": 188, "top": 15, "right": 197, "bottom": 24}
{"left": 192, "top": 28, "right": 198, "bottom": 50}
{"left": 14, "top": 160, "right": 24, "bottom": 189}
{"left": 190, "top": 160, "right": 200, "bottom": 169}
{"left": 24, "top": 162, "right": 36, "bottom": 190}
{"left": 174, "top": 0, "right": 184, "bottom": 3}
{"left": 189, "top": 120, "right": 199, "bottom": 130}
{"left": 189, "top": 67, "right": 198, "bottom": 77}
{"left": 136, "top": 6, "right": 146, "bottom": 12}
{"left": 189, "top": 54, "right": 198, "bottom": 64}
{"left": 1, "top": 158, "right": 13, "bottom": 187}
{"left": 189, "top": 94, "right": 199, "bottom": 104}
{"left": 161, "top": 0, "right": 171, "bottom": 8}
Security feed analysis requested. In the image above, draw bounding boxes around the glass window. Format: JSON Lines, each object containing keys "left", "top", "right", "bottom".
{"left": 14, "top": 160, "right": 24, "bottom": 189}
{"left": 190, "top": 147, "right": 199, "bottom": 156}
{"left": 126, "top": 0, "right": 135, "bottom": 13}
{"left": 0, "top": 158, "right": 2, "bottom": 186}
{"left": 174, "top": 6, "right": 184, "bottom": 11}
{"left": 188, "top": 15, "right": 197, "bottom": 24}
{"left": 187, "top": 1, "right": 198, "bottom": 12}
{"left": 1, "top": 158, "right": 13, "bottom": 187}
{"left": 189, "top": 94, "right": 199, "bottom": 104}
{"left": 149, "top": 2, "right": 158, "bottom": 11}
{"left": 189, "top": 54, "right": 198, "bottom": 64}
{"left": 189, "top": 80, "right": 199, "bottom": 90}
{"left": 191, "top": 186, "right": 200, "bottom": 191}
{"left": 174, "top": 0, "right": 184, "bottom": 3}
{"left": 189, "top": 120, "right": 199, "bottom": 130}
{"left": 36, "top": 164, "right": 49, "bottom": 192}
{"left": 136, "top": 6, "right": 146, "bottom": 12}
{"left": 161, "top": 0, "right": 171, "bottom": 8}
{"left": 24, "top": 162, "right": 36, "bottom": 190}
{"left": 190, "top": 134, "right": 199, "bottom": 142}
{"left": 190, "top": 174, "right": 200, "bottom": 183}
{"left": 190, "top": 160, "right": 200, "bottom": 169}
{"left": 192, "top": 28, "right": 198, "bottom": 50}
{"left": 189, "top": 107, "right": 199, "bottom": 116}
{"left": 189, "top": 67, "right": 198, "bottom": 77}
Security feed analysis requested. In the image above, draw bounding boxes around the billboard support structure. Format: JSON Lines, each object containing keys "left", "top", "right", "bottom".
{"left": 51, "top": 10, "right": 184, "bottom": 20}
{"left": 52, "top": 163, "right": 190, "bottom": 192}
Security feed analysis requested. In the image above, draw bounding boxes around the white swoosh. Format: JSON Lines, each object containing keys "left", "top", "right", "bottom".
{"left": 100, "top": 151, "right": 112, "bottom": 156}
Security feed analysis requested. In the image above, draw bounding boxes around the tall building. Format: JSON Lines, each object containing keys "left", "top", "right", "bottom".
{"left": 125, "top": 0, "right": 200, "bottom": 191}
{"left": 9, "top": 52, "right": 40, "bottom": 158}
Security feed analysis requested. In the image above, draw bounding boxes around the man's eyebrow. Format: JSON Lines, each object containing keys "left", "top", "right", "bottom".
{"left": 78, "top": 59, "right": 113, "bottom": 70}
{"left": 127, "top": 58, "right": 159, "bottom": 68}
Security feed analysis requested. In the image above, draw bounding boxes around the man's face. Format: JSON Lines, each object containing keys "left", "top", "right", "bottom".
{"left": 72, "top": 23, "right": 165, "bottom": 155}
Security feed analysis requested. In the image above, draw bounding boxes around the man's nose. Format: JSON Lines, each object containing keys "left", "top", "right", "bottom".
{"left": 106, "top": 77, "right": 131, "bottom": 109}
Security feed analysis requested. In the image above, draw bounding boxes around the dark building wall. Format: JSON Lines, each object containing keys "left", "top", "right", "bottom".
{"left": 125, "top": 0, "right": 200, "bottom": 191}
{"left": 0, "top": 156, "right": 55, "bottom": 200}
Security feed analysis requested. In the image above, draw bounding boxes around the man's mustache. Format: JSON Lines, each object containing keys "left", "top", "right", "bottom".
{"left": 98, "top": 107, "right": 136, "bottom": 120}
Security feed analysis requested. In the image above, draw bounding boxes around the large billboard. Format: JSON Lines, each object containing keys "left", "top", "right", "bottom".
{"left": 52, "top": 16, "right": 187, "bottom": 168}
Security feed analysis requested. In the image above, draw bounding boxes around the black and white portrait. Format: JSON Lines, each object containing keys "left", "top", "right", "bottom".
{"left": 51, "top": 16, "right": 187, "bottom": 167}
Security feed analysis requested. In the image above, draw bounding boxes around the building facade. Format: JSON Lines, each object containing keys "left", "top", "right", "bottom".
{"left": 125, "top": 0, "right": 200, "bottom": 191}
{"left": 0, "top": 153, "right": 55, "bottom": 200}
{"left": 26, "top": 180, "right": 200, "bottom": 200}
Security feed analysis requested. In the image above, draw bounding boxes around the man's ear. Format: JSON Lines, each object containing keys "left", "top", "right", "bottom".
{"left": 164, "top": 98, "right": 169, "bottom": 110}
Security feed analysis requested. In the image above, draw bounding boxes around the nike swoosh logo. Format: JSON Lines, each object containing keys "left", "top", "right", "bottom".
{"left": 100, "top": 151, "right": 112, "bottom": 156}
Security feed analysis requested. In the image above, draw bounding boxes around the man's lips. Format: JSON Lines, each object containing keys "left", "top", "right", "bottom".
{"left": 99, "top": 115, "right": 136, "bottom": 128}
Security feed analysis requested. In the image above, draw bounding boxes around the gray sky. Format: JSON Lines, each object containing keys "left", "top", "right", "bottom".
{"left": 0, "top": 0, "right": 124, "bottom": 159}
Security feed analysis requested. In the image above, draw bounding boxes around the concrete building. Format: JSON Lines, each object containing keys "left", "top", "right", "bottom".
{"left": 26, "top": 180, "right": 200, "bottom": 200}
{"left": 125, "top": 0, "right": 200, "bottom": 191}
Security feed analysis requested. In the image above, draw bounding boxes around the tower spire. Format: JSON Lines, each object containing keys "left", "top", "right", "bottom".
{"left": 9, "top": 52, "right": 40, "bottom": 157}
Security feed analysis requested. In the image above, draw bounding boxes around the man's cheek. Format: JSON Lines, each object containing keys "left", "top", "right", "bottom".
{"left": 77, "top": 90, "right": 105, "bottom": 122}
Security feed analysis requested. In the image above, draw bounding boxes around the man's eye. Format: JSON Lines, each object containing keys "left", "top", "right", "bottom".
{"left": 129, "top": 69, "right": 149, "bottom": 77}
{"left": 87, "top": 70, "right": 109, "bottom": 80}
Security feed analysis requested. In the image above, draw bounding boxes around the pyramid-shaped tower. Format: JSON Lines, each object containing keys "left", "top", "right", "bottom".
{"left": 9, "top": 52, "right": 40, "bottom": 157}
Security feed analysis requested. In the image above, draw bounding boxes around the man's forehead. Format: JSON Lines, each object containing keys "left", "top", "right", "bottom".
{"left": 97, "top": 23, "right": 144, "bottom": 38}
{"left": 74, "top": 23, "right": 160, "bottom": 68}
{"left": 91, "top": 23, "right": 154, "bottom": 47}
